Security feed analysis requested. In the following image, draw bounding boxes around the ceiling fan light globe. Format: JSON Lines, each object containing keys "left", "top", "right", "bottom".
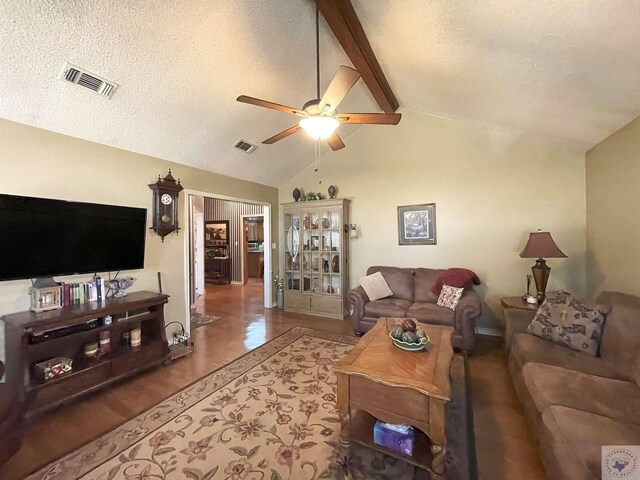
{"left": 299, "top": 116, "right": 340, "bottom": 140}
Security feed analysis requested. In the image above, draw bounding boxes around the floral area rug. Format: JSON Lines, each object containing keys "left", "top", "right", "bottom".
{"left": 28, "top": 327, "right": 475, "bottom": 480}
{"left": 190, "top": 313, "right": 221, "bottom": 330}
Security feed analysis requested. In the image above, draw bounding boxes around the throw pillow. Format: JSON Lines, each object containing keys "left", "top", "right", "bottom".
{"left": 437, "top": 284, "right": 464, "bottom": 310}
{"left": 359, "top": 271, "right": 393, "bottom": 301}
{"left": 527, "top": 290, "right": 609, "bottom": 356}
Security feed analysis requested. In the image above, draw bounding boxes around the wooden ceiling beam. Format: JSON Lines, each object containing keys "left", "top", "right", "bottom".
{"left": 315, "top": 0, "right": 399, "bottom": 114}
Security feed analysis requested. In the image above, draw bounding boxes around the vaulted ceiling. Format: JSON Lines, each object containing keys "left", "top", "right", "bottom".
{"left": 1, "top": 1, "right": 639, "bottom": 187}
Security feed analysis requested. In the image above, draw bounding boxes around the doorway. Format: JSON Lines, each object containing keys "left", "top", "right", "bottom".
{"left": 241, "top": 214, "right": 265, "bottom": 285}
{"left": 184, "top": 191, "right": 272, "bottom": 333}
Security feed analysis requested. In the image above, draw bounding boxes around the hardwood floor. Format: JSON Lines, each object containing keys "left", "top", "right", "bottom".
{"left": 0, "top": 280, "right": 546, "bottom": 479}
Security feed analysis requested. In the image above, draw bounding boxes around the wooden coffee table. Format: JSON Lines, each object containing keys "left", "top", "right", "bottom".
{"left": 335, "top": 318, "right": 454, "bottom": 479}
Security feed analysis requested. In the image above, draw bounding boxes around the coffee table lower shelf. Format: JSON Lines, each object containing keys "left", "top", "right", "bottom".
{"left": 349, "top": 411, "right": 433, "bottom": 474}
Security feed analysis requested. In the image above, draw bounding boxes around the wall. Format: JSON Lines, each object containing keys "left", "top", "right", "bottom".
{"left": 278, "top": 108, "right": 587, "bottom": 330}
{"left": 204, "top": 197, "right": 264, "bottom": 282}
{"left": 586, "top": 115, "right": 640, "bottom": 297}
{"left": 0, "top": 119, "right": 278, "bottom": 336}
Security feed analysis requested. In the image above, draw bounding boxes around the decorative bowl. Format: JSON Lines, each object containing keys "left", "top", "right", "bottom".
{"left": 104, "top": 277, "right": 136, "bottom": 297}
{"left": 388, "top": 331, "right": 429, "bottom": 351}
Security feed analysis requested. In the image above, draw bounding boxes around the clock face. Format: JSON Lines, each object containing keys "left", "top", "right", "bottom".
{"left": 161, "top": 193, "right": 173, "bottom": 205}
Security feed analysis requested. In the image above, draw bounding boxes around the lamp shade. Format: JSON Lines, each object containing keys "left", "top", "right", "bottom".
{"left": 519, "top": 231, "right": 567, "bottom": 259}
{"left": 299, "top": 116, "right": 340, "bottom": 140}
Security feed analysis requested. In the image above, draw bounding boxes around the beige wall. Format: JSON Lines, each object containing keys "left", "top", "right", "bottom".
{"left": 586, "top": 115, "right": 640, "bottom": 298}
{"left": 0, "top": 119, "right": 278, "bottom": 332}
{"left": 278, "top": 108, "right": 587, "bottom": 330}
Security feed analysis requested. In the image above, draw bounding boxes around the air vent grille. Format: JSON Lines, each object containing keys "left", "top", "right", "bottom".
{"left": 60, "top": 63, "right": 118, "bottom": 98}
{"left": 233, "top": 139, "right": 257, "bottom": 154}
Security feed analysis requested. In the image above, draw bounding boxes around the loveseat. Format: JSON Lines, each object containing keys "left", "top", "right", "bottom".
{"left": 506, "top": 291, "right": 640, "bottom": 480}
{"left": 349, "top": 266, "right": 482, "bottom": 351}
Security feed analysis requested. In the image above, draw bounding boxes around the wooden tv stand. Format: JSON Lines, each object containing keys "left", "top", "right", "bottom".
{"left": 1, "top": 291, "right": 170, "bottom": 419}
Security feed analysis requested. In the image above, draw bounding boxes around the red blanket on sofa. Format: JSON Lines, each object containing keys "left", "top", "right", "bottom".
{"left": 431, "top": 268, "right": 481, "bottom": 295}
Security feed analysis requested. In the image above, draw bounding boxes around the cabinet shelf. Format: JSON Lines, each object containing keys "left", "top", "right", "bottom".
{"left": 349, "top": 411, "right": 433, "bottom": 472}
{"left": 27, "top": 340, "right": 165, "bottom": 392}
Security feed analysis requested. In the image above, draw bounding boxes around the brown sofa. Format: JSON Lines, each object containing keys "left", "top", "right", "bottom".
{"left": 505, "top": 291, "right": 640, "bottom": 480}
{"left": 349, "top": 266, "right": 482, "bottom": 351}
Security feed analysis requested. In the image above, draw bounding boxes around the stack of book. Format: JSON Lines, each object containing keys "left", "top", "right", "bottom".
{"left": 58, "top": 276, "right": 107, "bottom": 307}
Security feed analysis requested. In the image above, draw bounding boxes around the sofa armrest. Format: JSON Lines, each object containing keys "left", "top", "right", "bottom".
{"left": 504, "top": 308, "right": 537, "bottom": 350}
{"left": 453, "top": 289, "right": 482, "bottom": 351}
{"left": 349, "top": 286, "right": 370, "bottom": 333}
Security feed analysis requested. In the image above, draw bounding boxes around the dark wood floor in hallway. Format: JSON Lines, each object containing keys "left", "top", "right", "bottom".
{"left": 1, "top": 280, "right": 546, "bottom": 479}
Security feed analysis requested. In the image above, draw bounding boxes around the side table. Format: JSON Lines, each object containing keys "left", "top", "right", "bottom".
{"left": 499, "top": 296, "right": 539, "bottom": 350}
{"left": 499, "top": 296, "right": 539, "bottom": 312}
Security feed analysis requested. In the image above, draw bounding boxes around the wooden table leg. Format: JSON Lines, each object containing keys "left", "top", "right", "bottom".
{"left": 430, "top": 443, "right": 446, "bottom": 479}
{"left": 336, "top": 373, "right": 351, "bottom": 452}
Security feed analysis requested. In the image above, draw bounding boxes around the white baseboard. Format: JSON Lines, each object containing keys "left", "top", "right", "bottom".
{"left": 475, "top": 327, "right": 503, "bottom": 337}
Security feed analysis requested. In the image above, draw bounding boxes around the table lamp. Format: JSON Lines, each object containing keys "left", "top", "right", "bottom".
{"left": 519, "top": 230, "right": 567, "bottom": 303}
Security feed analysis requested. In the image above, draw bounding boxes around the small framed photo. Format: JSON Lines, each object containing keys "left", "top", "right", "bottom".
{"left": 397, "top": 203, "right": 436, "bottom": 245}
{"left": 205, "top": 220, "right": 229, "bottom": 246}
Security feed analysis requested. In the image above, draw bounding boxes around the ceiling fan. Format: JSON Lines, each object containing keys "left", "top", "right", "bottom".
{"left": 236, "top": 10, "right": 401, "bottom": 151}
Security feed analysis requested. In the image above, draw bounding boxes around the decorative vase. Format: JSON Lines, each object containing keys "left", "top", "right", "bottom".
{"left": 328, "top": 185, "right": 336, "bottom": 199}
{"left": 323, "top": 259, "right": 329, "bottom": 273}
{"left": 292, "top": 188, "right": 301, "bottom": 202}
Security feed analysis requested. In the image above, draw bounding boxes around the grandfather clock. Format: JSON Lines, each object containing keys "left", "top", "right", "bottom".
{"left": 149, "top": 170, "right": 183, "bottom": 241}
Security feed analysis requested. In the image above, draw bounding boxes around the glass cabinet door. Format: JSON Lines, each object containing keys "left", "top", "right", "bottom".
{"left": 320, "top": 208, "right": 341, "bottom": 296}
{"left": 284, "top": 212, "right": 301, "bottom": 291}
{"left": 301, "top": 209, "right": 320, "bottom": 293}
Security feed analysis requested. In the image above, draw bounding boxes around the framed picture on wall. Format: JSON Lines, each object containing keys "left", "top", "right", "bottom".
{"left": 205, "top": 220, "right": 229, "bottom": 246}
{"left": 397, "top": 203, "right": 436, "bottom": 245}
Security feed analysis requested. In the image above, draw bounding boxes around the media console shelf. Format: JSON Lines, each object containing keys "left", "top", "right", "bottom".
{"left": 1, "top": 291, "right": 170, "bottom": 419}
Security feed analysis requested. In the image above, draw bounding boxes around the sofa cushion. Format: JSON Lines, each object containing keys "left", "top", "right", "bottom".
{"left": 367, "top": 266, "right": 415, "bottom": 278}
{"left": 599, "top": 304, "right": 640, "bottom": 382}
{"left": 406, "top": 302, "right": 454, "bottom": 326}
{"left": 522, "top": 363, "right": 640, "bottom": 425}
{"left": 413, "top": 268, "right": 443, "bottom": 303}
{"left": 510, "top": 333, "right": 621, "bottom": 380}
{"left": 381, "top": 273, "right": 414, "bottom": 302}
{"left": 437, "top": 285, "right": 464, "bottom": 310}
{"left": 364, "top": 298, "right": 412, "bottom": 318}
{"left": 540, "top": 406, "right": 640, "bottom": 480}
{"left": 527, "top": 290, "right": 608, "bottom": 356}
{"left": 359, "top": 271, "right": 393, "bottom": 302}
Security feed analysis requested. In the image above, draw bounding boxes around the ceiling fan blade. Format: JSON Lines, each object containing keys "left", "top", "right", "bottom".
{"left": 237, "top": 95, "right": 305, "bottom": 116}
{"left": 326, "top": 132, "right": 345, "bottom": 151}
{"left": 319, "top": 66, "right": 361, "bottom": 113}
{"left": 262, "top": 125, "right": 301, "bottom": 144}
{"left": 336, "top": 113, "right": 402, "bottom": 125}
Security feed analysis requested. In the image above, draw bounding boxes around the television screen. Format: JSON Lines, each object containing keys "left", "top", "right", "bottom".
{"left": 0, "top": 194, "right": 147, "bottom": 281}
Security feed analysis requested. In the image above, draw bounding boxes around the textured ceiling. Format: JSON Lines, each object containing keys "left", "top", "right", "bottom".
{"left": 1, "top": 1, "right": 639, "bottom": 187}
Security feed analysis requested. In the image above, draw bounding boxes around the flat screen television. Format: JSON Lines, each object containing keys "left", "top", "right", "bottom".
{"left": 0, "top": 194, "right": 147, "bottom": 282}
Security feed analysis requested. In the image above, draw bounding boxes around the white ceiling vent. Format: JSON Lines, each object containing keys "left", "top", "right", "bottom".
{"left": 60, "top": 63, "right": 118, "bottom": 98}
{"left": 233, "top": 139, "right": 257, "bottom": 154}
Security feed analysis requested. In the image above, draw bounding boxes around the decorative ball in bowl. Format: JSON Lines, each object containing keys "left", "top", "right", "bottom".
{"left": 104, "top": 277, "right": 136, "bottom": 297}
{"left": 389, "top": 320, "right": 429, "bottom": 351}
